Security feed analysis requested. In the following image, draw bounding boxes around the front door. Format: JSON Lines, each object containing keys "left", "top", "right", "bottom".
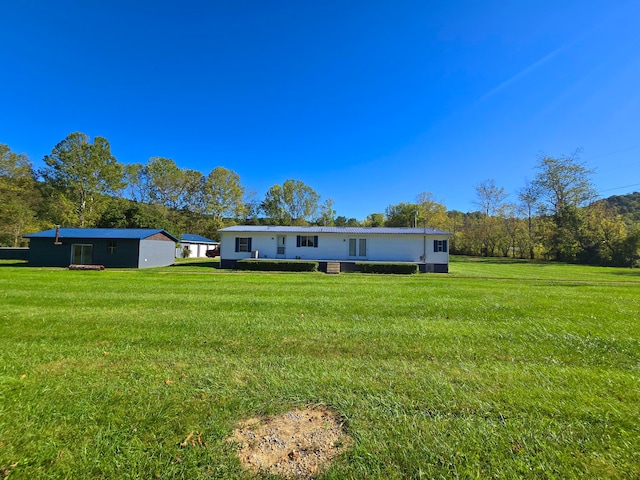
{"left": 71, "top": 244, "right": 93, "bottom": 265}
{"left": 276, "top": 236, "right": 286, "bottom": 258}
{"left": 348, "top": 238, "right": 367, "bottom": 258}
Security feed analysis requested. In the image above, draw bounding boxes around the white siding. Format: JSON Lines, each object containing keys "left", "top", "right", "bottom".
{"left": 220, "top": 232, "right": 449, "bottom": 264}
{"left": 176, "top": 243, "right": 218, "bottom": 258}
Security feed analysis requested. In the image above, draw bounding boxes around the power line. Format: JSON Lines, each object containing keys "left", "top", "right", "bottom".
{"left": 598, "top": 183, "right": 640, "bottom": 194}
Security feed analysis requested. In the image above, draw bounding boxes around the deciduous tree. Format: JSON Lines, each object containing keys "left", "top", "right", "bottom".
{"left": 41, "top": 132, "right": 123, "bottom": 227}
{"left": 203, "top": 166, "right": 245, "bottom": 223}
{"left": 532, "top": 152, "right": 597, "bottom": 260}
{"left": 0, "top": 144, "right": 40, "bottom": 245}
{"left": 261, "top": 179, "right": 320, "bottom": 225}
{"left": 474, "top": 179, "right": 508, "bottom": 256}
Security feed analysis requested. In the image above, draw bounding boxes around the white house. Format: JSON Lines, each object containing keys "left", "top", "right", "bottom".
{"left": 218, "top": 226, "right": 451, "bottom": 273}
{"left": 176, "top": 234, "right": 219, "bottom": 258}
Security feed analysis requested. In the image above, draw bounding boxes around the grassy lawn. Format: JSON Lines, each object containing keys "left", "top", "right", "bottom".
{"left": 1, "top": 257, "right": 639, "bottom": 478}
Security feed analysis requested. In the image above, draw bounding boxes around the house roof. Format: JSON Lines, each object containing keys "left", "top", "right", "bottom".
{"left": 180, "top": 234, "right": 218, "bottom": 244}
{"left": 218, "top": 226, "right": 451, "bottom": 235}
{"left": 24, "top": 228, "right": 179, "bottom": 242}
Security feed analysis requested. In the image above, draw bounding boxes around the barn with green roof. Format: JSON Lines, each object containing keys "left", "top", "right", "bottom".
{"left": 23, "top": 228, "right": 178, "bottom": 268}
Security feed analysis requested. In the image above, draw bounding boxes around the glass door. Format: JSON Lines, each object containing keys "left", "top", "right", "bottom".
{"left": 71, "top": 244, "right": 93, "bottom": 265}
{"left": 276, "top": 236, "right": 286, "bottom": 257}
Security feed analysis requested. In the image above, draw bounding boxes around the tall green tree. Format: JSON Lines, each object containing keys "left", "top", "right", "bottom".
{"left": 41, "top": 132, "right": 123, "bottom": 227}
{"left": 532, "top": 152, "right": 597, "bottom": 261}
{"left": 364, "top": 213, "right": 385, "bottom": 227}
{"left": 122, "top": 163, "right": 151, "bottom": 203}
{"left": 474, "top": 179, "right": 508, "bottom": 256}
{"left": 518, "top": 181, "right": 542, "bottom": 259}
{"left": 533, "top": 152, "right": 596, "bottom": 215}
{"left": 261, "top": 179, "right": 320, "bottom": 225}
{"left": 415, "top": 191, "right": 449, "bottom": 230}
{"left": 0, "top": 144, "right": 40, "bottom": 246}
{"left": 203, "top": 166, "right": 245, "bottom": 226}
{"left": 147, "top": 157, "right": 187, "bottom": 210}
{"left": 317, "top": 198, "right": 336, "bottom": 226}
{"left": 385, "top": 202, "right": 417, "bottom": 227}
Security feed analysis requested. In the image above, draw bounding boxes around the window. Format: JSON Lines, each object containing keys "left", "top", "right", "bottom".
{"left": 296, "top": 235, "right": 318, "bottom": 248}
{"left": 235, "top": 237, "right": 252, "bottom": 252}
{"left": 107, "top": 240, "right": 117, "bottom": 254}
{"left": 349, "top": 238, "right": 367, "bottom": 257}
{"left": 434, "top": 239, "right": 448, "bottom": 252}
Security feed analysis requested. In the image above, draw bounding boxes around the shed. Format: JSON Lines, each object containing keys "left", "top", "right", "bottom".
{"left": 23, "top": 228, "right": 178, "bottom": 268}
{"left": 176, "top": 234, "right": 219, "bottom": 258}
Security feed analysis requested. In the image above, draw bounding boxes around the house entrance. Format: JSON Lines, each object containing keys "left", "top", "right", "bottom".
{"left": 71, "top": 244, "right": 93, "bottom": 265}
{"left": 348, "top": 238, "right": 367, "bottom": 258}
{"left": 276, "top": 235, "right": 286, "bottom": 258}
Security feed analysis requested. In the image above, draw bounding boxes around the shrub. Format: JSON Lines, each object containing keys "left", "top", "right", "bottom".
{"left": 237, "top": 260, "right": 318, "bottom": 272}
{"left": 354, "top": 262, "right": 419, "bottom": 274}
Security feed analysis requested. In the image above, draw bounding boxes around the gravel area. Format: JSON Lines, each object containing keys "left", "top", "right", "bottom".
{"left": 228, "top": 407, "right": 351, "bottom": 478}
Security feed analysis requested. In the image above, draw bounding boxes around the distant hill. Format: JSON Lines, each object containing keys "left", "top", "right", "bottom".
{"left": 598, "top": 192, "right": 640, "bottom": 222}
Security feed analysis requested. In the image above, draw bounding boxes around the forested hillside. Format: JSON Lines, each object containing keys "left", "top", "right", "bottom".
{"left": 599, "top": 192, "right": 640, "bottom": 222}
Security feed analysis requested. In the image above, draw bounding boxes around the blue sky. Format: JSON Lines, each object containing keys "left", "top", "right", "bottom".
{"left": 1, "top": 1, "right": 639, "bottom": 219}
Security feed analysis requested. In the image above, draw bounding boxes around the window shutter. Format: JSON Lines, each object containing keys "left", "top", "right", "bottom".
{"left": 235, "top": 237, "right": 240, "bottom": 252}
{"left": 248, "top": 238, "right": 252, "bottom": 252}
{"left": 433, "top": 240, "right": 438, "bottom": 252}
{"left": 314, "top": 236, "right": 318, "bottom": 248}
{"left": 443, "top": 240, "right": 448, "bottom": 253}
{"left": 296, "top": 236, "right": 301, "bottom": 247}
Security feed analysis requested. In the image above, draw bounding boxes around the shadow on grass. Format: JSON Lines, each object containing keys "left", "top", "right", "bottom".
{"left": 170, "top": 260, "right": 221, "bottom": 269}
{"left": 451, "top": 256, "right": 551, "bottom": 266}
{"left": 0, "top": 260, "right": 29, "bottom": 267}
{"left": 452, "top": 255, "right": 640, "bottom": 275}
{"left": 611, "top": 269, "right": 640, "bottom": 277}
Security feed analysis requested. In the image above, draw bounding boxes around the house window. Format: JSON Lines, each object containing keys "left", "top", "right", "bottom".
{"left": 107, "top": 241, "right": 117, "bottom": 254}
{"left": 235, "top": 237, "right": 252, "bottom": 252}
{"left": 434, "top": 239, "right": 448, "bottom": 252}
{"left": 296, "top": 235, "right": 318, "bottom": 248}
{"left": 349, "top": 238, "right": 367, "bottom": 256}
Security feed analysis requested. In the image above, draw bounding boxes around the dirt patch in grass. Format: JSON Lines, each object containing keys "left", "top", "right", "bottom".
{"left": 228, "top": 406, "right": 351, "bottom": 478}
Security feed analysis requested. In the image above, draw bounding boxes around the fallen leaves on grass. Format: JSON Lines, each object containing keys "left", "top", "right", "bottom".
{"left": 180, "top": 431, "right": 205, "bottom": 448}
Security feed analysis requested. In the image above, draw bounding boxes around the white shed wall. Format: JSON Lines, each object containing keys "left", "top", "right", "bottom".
{"left": 176, "top": 243, "right": 218, "bottom": 258}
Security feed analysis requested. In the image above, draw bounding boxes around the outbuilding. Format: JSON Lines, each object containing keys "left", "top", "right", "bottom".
{"left": 176, "top": 234, "right": 219, "bottom": 258}
{"left": 24, "top": 228, "right": 178, "bottom": 268}
{"left": 218, "top": 226, "right": 451, "bottom": 272}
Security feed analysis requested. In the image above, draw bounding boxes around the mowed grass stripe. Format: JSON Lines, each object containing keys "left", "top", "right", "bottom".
{"left": 0, "top": 258, "right": 638, "bottom": 478}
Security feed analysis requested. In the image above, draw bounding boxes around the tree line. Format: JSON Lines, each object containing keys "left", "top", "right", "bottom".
{"left": 1, "top": 133, "right": 639, "bottom": 266}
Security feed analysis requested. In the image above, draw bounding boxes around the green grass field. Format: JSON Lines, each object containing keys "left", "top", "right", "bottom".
{"left": 1, "top": 257, "right": 639, "bottom": 479}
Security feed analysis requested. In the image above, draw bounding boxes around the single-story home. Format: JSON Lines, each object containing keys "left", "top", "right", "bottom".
{"left": 218, "top": 226, "right": 451, "bottom": 272}
{"left": 176, "top": 234, "right": 219, "bottom": 258}
{"left": 23, "top": 228, "right": 178, "bottom": 268}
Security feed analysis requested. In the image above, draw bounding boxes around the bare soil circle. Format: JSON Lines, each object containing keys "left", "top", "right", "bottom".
{"left": 227, "top": 406, "right": 351, "bottom": 478}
